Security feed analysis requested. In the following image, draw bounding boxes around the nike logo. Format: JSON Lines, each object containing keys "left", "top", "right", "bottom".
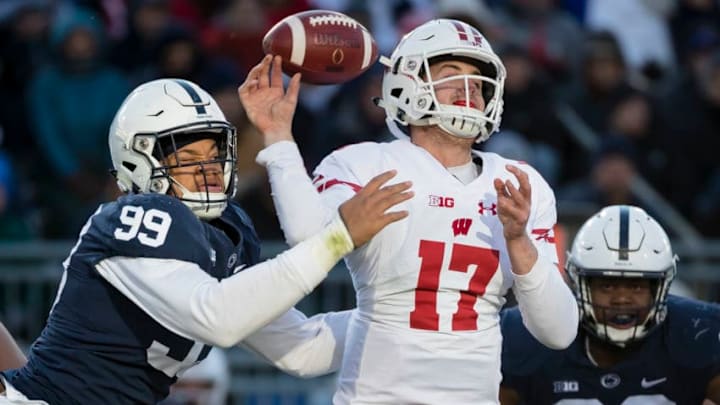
{"left": 641, "top": 377, "right": 667, "bottom": 388}
{"left": 232, "top": 264, "right": 247, "bottom": 274}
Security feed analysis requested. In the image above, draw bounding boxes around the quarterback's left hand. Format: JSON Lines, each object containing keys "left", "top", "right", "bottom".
{"left": 494, "top": 165, "right": 531, "bottom": 241}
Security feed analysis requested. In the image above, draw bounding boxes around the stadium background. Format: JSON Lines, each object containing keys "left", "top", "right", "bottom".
{"left": 0, "top": 0, "right": 718, "bottom": 403}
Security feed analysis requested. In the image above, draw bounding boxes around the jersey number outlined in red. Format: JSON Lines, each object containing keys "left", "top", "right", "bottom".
{"left": 410, "top": 240, "right": 499, "bottom": 331}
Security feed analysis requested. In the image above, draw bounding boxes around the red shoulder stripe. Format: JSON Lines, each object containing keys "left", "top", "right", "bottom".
{"left": 316, "top": 178, "right": 362, "bottom": 193}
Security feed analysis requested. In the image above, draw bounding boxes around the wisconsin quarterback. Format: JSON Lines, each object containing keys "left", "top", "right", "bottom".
{"left": 240, "top": 19, "right": 578, "bottom": 404}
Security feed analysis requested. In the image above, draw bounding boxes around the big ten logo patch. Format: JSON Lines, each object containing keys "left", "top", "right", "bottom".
{"left": 429, "top": 195, "right": 454, "bottom": 208}
{"left": 553, "top": 380, "right": 579, "bottom": 393}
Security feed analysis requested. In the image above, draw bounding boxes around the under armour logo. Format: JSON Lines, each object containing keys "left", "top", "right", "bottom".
{"left": 452, "top": 218, "right": 472, "bottom": 236}
{"left": 478, "top": 202, "right": 497, "bottom": 216}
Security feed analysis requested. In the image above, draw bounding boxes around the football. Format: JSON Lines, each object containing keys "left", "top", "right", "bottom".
{"left": 262, "top": 10, "right": 379, "bottom": 85}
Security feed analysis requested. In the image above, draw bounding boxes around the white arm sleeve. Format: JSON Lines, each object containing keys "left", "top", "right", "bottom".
{"left": 256, "top": 141, "right": 335, "bottom": 246}
{"left": 511, "top": 186, "right": 578, "bottom": 350}
{"left": 240, "top": 308, "right": 351, "bottom": 377}
{"left": 511, "top": 256, "right": 578, "bottom": 349}
{"left": 96, "top": 215, "right": 354, "bottom": 348}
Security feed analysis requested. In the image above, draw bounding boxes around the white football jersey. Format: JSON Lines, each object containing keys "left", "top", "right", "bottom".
{"left": 310, "top": 140, "right": 559, "bottom": 404}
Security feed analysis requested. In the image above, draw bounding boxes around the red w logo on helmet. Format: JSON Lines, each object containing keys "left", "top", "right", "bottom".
{"left": 451, "top": 21, "right": 483, "bottom": 46}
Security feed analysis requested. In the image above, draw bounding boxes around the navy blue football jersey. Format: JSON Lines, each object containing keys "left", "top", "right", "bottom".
{"left": 2, "top": 194, "right": 260, "bottom": 404}
{"left": 500, "top": 295, "right": 720, "bottom": 405}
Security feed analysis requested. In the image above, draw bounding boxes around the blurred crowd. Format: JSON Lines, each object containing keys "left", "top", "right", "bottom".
{"left": 0, "top": 0, "right": 719, "bottom": 241}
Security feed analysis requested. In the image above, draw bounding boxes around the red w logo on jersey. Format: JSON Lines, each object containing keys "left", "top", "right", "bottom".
{"left": 452, "top": 218, "right": 473, "bottom": 236}
{"left": 531, "top": 228, "right": 556, "bottom": 243}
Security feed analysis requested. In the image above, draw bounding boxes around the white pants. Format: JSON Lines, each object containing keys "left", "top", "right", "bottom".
{"left": 0, "top": 377, "right": 48, "bottom": 405}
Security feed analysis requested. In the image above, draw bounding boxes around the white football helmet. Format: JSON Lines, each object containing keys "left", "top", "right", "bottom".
{"left": 109, "top": 79, "right": 236, "bottom": 220}
{"left": 566, "top": 205, "right": 677, "bottom": 347}
{"left": 377, "top": 19, "right": 506, "bottom": 142}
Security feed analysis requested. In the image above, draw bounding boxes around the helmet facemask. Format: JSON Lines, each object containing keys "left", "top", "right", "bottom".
{"left": 418, "top": 55, "right": 502, "bottom": 139}
{"left": 571, "top": 270, "right": 673, "bottom": 347}
{"left": 130, "top": 122, "right": 237, "bottom": 220}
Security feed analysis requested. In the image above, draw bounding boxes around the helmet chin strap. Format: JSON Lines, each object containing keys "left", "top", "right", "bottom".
{"left": 408, "top": 113, "right": 484, "bottom": 140}
{"left": 386, "top": 106, "right": 489, "bottom": 142}
{"left": 586, "top": 303, "right": 656, "bottom": 348}
{"left": 436, "top": 116, "right": 481, "bottom": 139}
{"left": 596, "top": 323, "right": 640, "bottom": 348}
{"left": 168, "top": 177, "right": 227, "bottom": 220}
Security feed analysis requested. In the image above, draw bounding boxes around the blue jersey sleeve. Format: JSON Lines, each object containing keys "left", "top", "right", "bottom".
{"left": 665, "top": 295, "right": 720, "bottom": 375}
{"left": 85, "top": 194, "right": 212, "bottom": 266}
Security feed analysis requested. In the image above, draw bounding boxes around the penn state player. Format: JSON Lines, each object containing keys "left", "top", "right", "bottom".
{"left": 0, "top": 78, "right": 413, "bottom": 404}
{"left": 240, "top": 19, "right": 577, "bottom": 404}
{"left": 499, "top": 205, "right": 720, "bottom": 405}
